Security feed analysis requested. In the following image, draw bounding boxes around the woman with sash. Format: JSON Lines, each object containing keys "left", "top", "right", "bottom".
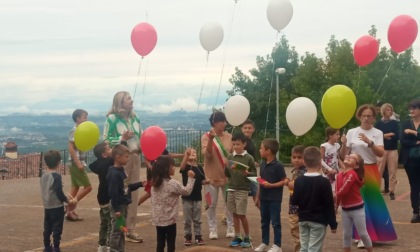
{"left": 340, "top": 104, "right": 397, "bottom": 248}
{"left": 201, "top": 111, "right": 234, "bottom": 240}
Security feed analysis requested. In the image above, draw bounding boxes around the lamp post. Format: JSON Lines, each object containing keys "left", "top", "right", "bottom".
{"left": 275, "top": 68, "right": 286, "bottom": 160}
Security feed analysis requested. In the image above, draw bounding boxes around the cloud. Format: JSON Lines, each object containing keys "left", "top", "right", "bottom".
{"left": 141, "top": 97, "right": 212, "bottom": 114}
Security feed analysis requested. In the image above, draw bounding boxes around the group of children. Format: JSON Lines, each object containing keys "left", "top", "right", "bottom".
{"left": 40, "top": 109, "right": 374, "bottom": 252}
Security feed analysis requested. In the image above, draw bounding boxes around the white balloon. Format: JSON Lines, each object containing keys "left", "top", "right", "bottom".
{"left": 286, "top": 97, "right": 317, "bottom": 136}
{"left": 267, "top": 0, "right": 293, "bottom": 31}
{"left": 225, "top": 95, "right": 250, "bottom": 126}
{"left": 199, "top": 22, "right": 224, "bottom": 52}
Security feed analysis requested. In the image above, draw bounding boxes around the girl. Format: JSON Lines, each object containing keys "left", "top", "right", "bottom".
{"left": 320, "top": 127, "right": 341, "bottom": 191}
{"left": 335, "top": 154, "right": 373, "bottom": 252}
{"left": 150, "top": 155, "right": 196, "bottom": 252}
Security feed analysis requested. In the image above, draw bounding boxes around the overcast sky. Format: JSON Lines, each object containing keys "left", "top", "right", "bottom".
{"left": 0, "top": 0, "right": 419, "bottom": 116}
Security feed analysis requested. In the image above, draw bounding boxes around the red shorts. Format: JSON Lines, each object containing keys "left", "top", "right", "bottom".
{"left": 144, "top": 180, "right": 152, "bottom": 193}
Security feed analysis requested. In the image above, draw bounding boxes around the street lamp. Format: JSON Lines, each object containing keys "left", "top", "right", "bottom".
{"left": 275, "top": 68, "right": 286, "bottom": 160}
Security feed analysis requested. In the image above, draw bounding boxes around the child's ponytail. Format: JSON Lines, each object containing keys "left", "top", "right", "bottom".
{"left": 150, "top": 155, "right": 174, "bottom": 188}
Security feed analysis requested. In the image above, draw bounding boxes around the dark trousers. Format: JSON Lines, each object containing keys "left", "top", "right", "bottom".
{"left": 405, "top": 160, "right": 420, "bottom": 214}
{"left": 43, "top": 206, "right": 65, "bottom": 249}
{"left": 156, "top": 223, "right": 177, "bottom": 252}
{"left": 260, "top": 200, "right": 282, "bottom": 246}
{"left": 382, "top": 164, "right": 389, "bottom": 191}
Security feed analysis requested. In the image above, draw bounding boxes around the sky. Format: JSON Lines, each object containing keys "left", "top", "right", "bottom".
{"left": 0, "top": 0, "right": 419, "bottom": 116}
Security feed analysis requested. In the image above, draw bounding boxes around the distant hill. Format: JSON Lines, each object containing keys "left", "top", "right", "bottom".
{"left": 0, "top": 111, "right": 210, "bottom": 154}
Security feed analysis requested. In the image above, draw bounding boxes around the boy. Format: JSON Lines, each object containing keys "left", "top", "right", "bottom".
{"left": 89, "top": 141, "right": 126, "bottom": 252}
{"left": 290, "top": 146, "right": 337, "bottom": 252}
{"left": 287, "top": 145, "right": 307, "bottom": 252}
{"left": 225, "top": 133, "right": 257, "bottom": 248}
{"left": 254, "top": 138, "right": 289, "bottom": 252}
{"left": 241, "top": 119, "right": 259, "bottom": 202}
{"left": 66, "top": 109, "right": 92, "bottom": 221}
{"left": 180, "top": 148, "right": 209, "bottom": 246}
{"left": 107, "top": 144, "right": 145, "bottom": 252}
{"left": 41, "top": 150, "right": 77, "bottom": 252}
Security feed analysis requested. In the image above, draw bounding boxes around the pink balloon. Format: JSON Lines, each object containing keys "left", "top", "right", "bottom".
{"left": 388, "top": 15, "right": 418, "bottom": 53}
{"left": 140, "top": 126, "right": 167, "bottom": 160}
{"left": 353, "top": 35, "right": 379, "bottom": 66}
{"left": 131, "top": 22, "right": 158, "bottom": 57}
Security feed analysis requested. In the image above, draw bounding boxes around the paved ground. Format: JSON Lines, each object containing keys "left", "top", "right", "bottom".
{"left": 0, "top": 166, "right": 419, "bottom": 252}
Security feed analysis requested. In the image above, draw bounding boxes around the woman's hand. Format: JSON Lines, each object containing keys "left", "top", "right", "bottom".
{"left": 358, "top": 133, "right": 370, "bottom": 144}
{"left": 405, "top": 129, "right": 418, "bottom": 136}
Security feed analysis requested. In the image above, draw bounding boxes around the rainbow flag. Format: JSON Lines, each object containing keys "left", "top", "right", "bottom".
{"left": 354, "top": 164, "right": 397, "bottom": 241}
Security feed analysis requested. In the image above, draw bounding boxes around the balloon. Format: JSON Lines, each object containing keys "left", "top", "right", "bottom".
{"left": 199, "top": 22, "right": 224, "bottom": 52}
{"left": 267, "top": 0, "right": 293, "bottom": 31}
{"left": 140, "top": 126, "right": 167, "bottom": 161}
{"left": 353, "top": 35, "right": 379, "bottom": 66}
{"left": 224, "top": 95, "right": 250, "bottom": 126}
{"left": 74, "top": 121, "right": 100, "bottom": 152}
{"left": 131, "top": 22, "right": 158, "bottom": 57}
{"left": 388, "top": 15, "right": 418, "bottom": 53}
{"left": 286, "top": 97, "right": 317, "bottom": 136}
{"left": 321, "top": 85, "right": 357, "bottom": 129}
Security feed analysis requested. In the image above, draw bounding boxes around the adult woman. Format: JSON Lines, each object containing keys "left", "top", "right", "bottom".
{"left": 400, "top": 99, "right": 420, "bottom": 223}
{"left": 375, "top": 103, "right": 400, "bottom": 200}
{"left": 103, "top": 91, "right": 143, "bottom": 242}
{"left": 340, "top": 104, "right": 397, "bottom": 246}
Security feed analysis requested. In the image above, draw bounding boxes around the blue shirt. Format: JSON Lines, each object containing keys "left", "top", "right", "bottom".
{"left": 259, "top": 159, "right": 286, "bottom": 202}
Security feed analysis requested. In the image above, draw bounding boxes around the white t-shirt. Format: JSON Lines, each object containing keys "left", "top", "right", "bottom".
{"left": 320, "top": 142, "right": 340, "bottom": 170}
{"left": 345, "top": 126, "right": 384, "bottom": 164}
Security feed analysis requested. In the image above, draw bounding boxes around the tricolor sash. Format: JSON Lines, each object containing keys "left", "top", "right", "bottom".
{"left": 207, "top": 132, "right": 228, "bottom": 169}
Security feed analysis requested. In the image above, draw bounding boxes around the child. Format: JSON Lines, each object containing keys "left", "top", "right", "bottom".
{"left": 241, "top": 119, "right": 259, "bottom": 202}
{"left": 150, "top": 155, "right": 195, "bottom": 252}
{"left": 66, "top": 109, "right": 92, "bottom": 221}
{"left": 180, "top": 148, "right": 209, "bottom": 246}
{"left": 254, "top": 138, "right": 289, "bottom": 252}
{"left": 335, "top": 154, "right": 373, "bottom": 252}
{"left": 320, "top": 127, "right": 342, "bottom": 191}
{"left": 138, "top": 149, "right": 183, "bottom": 207}
{"left": 291, "top": 146, "right": 338, "bottom": 252}
{"left": 287, "top": 145, "right": 307, "bottom": 252}
{"left": 41, "top": 150, "right": 77, "bottom": 252}
{"left": 225, "top": 133, "right": 257, "bottom": 248}
{"left": 89, "top": 141, "right": 124, "bottom": 252}
{"left": 107, "top": 144, "right": 144, "bottom": 252}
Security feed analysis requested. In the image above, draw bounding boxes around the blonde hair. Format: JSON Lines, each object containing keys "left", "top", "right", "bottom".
{"left": 107, "top": 91, "right": 136, "bottom": 118}
{"left": 380, "top": 103, "right": 394, "bottom": 117}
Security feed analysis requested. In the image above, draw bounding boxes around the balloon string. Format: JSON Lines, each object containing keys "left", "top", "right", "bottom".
{"left": 372, "top": 61, "right": 393, "bottom": 103}
{"left": 231, "top": 126, "right": 235, "bottom": 135}
{"left": 355, "top": 66, "right": 361, "bottom": 95}
{"left": 140, "top": 57, "right": 149, "bottom": 110}
{"left": 197, "top": 52, "right": 210, "bottom": 112}
{"left": 264, "top": 31, "right": 280, "bottom": 138}
{"left": 214, "top": 0, "right": 238, "bottom": 107}
{"left": 133, "top": 57, "right": 143, "bottom": 101}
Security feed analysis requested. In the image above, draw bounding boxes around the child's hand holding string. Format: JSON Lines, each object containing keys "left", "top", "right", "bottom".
{"left": 187, "top": 170, "right": 195, "bottom": 178}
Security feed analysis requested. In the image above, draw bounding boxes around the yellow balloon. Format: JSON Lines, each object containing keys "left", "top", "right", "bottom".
{"left": 321, "top": 85, "right": 357, "bottom": 129}
{"left": 74, "top": 121, "right": 100, "bottom": 152}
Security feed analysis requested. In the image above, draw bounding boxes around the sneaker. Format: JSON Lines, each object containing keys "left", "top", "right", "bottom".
{"left": 209, "top": 230, "right": 218, "bottom": 240}
{"left": 97, "top": 245, "right": 108, "bottom": 252}
{"left": 184, "top": 234, "right": 192, "bottom": 246}
{"left": 43, "top": 246, "right": 53, "bottom": 252}
{"left": 126, "top": 232, "right": 143, "bottom": 243}
{"left": 357, "top": 240, "right": 365, "bottom": 248}
{"left": 65, "top": 212, "right": 83, "bottom": 221}
{"left": 381, "top": 189, "right": 390, "bottom": 194}
{"left": 230, "top": 236, "right": 243, "bottom": 247}
{"left": 226, "top": 226, "right": 235, "bottom": 238}
{"left": 411, "top": 214, "right": 420, "bottom": 223}
{"left": 195, "top": 235, "right": 205, "bottom": 245}
{"left": 240, "top": 236, "right": 252, "bottom": 248}
{"left": 267, "top": 244, "right": 282, "bottom": 252}
{"left": 254, "top": 243, "right": 269, "bottom": 252}
{"left": 389, "top": 192, "right": 395, "bottom": 200}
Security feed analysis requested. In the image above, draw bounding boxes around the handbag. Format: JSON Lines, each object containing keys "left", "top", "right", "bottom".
{"left": 409, "top": 146, "right": 420, "bottom": 159}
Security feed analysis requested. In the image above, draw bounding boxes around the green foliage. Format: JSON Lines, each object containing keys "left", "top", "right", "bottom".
{"left": 227, "top": 29, "right": 420, "bottom": 161}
